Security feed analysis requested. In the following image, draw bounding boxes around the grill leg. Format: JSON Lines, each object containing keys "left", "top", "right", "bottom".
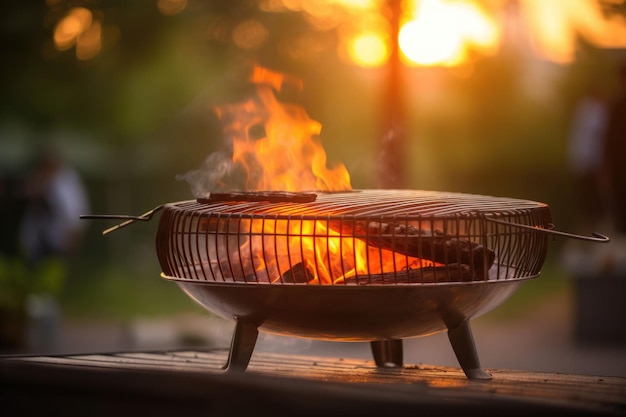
{"left": 447, "top": 319, "right": 491, "bottom": 380}
{"left": 224, "top": 320, "right": 258, "bottom": 372}
{"left": 370, "top": 339, "right": 403, "bottom": 368}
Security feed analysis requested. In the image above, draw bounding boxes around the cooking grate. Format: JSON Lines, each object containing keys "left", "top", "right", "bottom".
{"left": 156, "top": 189, "right": 552, "bottom": 285}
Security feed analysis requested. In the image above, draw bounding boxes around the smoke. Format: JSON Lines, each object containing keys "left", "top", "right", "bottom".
{"left": 175, "top": 150, "right": 237, "bottom": 198}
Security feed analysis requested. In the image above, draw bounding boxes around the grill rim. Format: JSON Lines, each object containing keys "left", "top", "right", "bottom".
{"left": 160, "top": 270, "right": 541, "bottom": 286}
{"left": 156, "top": 189, "right": 552, "bottom": 285}
{"left": 168, "top": 189, "right": 551, "bottom": 219}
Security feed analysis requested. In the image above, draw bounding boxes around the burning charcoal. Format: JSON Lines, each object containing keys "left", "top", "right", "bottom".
{"left": 280, "top": 262, "right": 313, "bottom": 284}
{"left": 344, "top": 264, "right": 474, "bottom": 285}
{"left": 329, "top": 220, "right": 495, "bottom": 279}
{"left": 367, "top": 222, "right": 495, "bottom": 278}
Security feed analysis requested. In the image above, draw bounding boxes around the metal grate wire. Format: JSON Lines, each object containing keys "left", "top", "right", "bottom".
{"left": 156, "top": 190, "right": 552, "bottom": 285}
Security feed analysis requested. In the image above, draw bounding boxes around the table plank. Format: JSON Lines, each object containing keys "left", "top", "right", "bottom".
{"left": 2, "top": 349, "right": 625, "bottom": 416}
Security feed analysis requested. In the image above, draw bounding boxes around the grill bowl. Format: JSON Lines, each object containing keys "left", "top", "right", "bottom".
{"left": 156, "top": 189, "right": 552, "bottom": 335}
{"left": 166, "top": 275, "right": 527, "bottom": 340}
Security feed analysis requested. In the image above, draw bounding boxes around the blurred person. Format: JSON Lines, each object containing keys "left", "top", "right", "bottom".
{"left": 561, "top": 83, "right": 616, "bottom": 279}
{"left": 16, "top": 145, "right": 90, "bottom": 351}
{"left": 603, "top": 64, "right": 626, "bottom": 235}
{"left": 567, "top": 83, "right": 609, "bottom": 230}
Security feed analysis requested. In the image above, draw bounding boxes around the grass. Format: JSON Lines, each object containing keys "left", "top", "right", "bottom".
{"left": 479, "top": 258, "right": 572, "bottom": 322}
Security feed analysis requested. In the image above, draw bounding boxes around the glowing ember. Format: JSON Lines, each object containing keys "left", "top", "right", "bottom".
{"left": 228, "top": 218, "right": 434, "bottom": 284}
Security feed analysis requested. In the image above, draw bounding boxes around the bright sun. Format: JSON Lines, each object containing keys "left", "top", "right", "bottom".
{"left": 398, "top": 0, "right": 499, "bottom": 67}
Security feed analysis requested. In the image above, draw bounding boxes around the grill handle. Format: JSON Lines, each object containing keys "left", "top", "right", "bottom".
{"left": 483, "top": 216, "right": 610, "bottom": 243}
{"left": 81, "top": 207, "right": 610, "bottom": 242}
{"left": 80, "top": 205, "right": 164, "bottom": 235}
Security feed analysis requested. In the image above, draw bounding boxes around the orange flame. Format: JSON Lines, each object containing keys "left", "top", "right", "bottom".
{"left": 207, "top": 66, "right": 431, "bottom": 284}
{"left": 214, "top": 66, "right": 351, "bottom": 192}
{"left": 227, "top": 217, "right": 433, "bottom": 284}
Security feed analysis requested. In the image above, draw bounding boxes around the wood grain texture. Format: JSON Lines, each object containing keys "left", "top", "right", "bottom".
{"left": 2, "top": 350, "right": 624, "bottom": 416}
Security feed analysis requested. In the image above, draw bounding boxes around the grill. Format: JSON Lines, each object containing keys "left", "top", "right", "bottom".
{"left": 157, "top": 189, "right": 551, "bottom": 284}
{"left": 85, "top": 189, "right": 607, "bottom": 380}
{"left": 157, "top": 189, "right": 550, "bottom": 381}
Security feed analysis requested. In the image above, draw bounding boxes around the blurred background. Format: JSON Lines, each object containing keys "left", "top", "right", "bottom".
{"left": 1, "top": 0, "right": 625, "bottom": 376}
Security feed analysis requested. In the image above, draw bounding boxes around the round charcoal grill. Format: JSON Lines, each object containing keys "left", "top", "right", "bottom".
{"left": 156, "top": 189, "right": 551, "bottom": 380}
{"left": 84, "top": 189, "right": 608, "bottom": 380}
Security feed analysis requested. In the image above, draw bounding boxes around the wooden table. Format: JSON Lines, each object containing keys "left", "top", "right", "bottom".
{"left": 2, "top": 349, "right": 625, "bottom": 416}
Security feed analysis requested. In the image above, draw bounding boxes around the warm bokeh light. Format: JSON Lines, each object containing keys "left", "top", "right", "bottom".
{"left": 48, "top": 0, "right": 626, "bottom": 65}
{"left": 266, "top": 0, "right": 626, "bottom": 67}
{"left": 75, "top": 20, "right": 102, "bottom": 61}
{"left": 261, "top": 0, "right": 390, "bottom": 67}
{"left": 519, "top": 0, "right": 626, "bottom": 64}
{"left": 53, "top": 7, "right": 93, "bottom": 51}
{"left": 53, "top": 7, "right": 102, "bottom": 60}
{"left": 157, "top": 0, "right": 187, "bottom": 16}
{"left": 399, "top": 0, "right": 499, "bottom": 67}
{"left": 232, "top": 19, "right": 269, "bottom": 50}
{"left": 346, "top": 31, "right": 390, "bottom": 67}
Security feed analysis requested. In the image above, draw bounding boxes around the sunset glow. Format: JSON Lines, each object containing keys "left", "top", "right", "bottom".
{"left": 345, "top": 31, "right": 391, "bottom": 67}
{"left": 50, "top": 0, "right": 626, "bottom": 64}
{"left": 519, "top": 0, "right": 626, "bottom": 63}
{"left": 399, "top": 0, "right": 499, "bottom": 67}
{"left": 273, "top": 0, "right": 626, "bottom": 67}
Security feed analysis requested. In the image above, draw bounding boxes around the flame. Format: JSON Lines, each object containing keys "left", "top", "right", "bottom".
{"left": 214, "top": 66, "right": 351, "bottom": 192}
{"left": 223, "top": 217, "right": 434, "bottom": 284}
{"left": 206, "top": 66, "right": 433, "bottom": 283}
